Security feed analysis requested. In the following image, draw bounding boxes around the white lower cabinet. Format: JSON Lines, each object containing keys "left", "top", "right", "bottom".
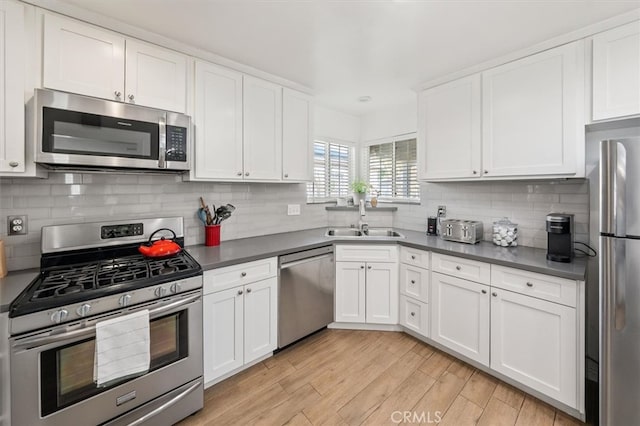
{"left": 203, "top": 275, "right": 277, "bottom": 385}
{"left": 431, "top": 272, "right": 490, "bottom": 366}
{"left": 490, "top": 288, "right": 577, "bottom": 408}
{"left": 335, "top": 262, "right": 366, "bottom": 323}
{"left": 400, "top": 295, "right": 429, "bottom": 337}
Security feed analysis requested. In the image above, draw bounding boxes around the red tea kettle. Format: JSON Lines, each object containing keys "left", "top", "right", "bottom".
{"left": 138, "top": 228, "right": 182, "bottom": 258}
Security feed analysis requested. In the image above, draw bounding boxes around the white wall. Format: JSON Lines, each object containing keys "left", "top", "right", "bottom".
{"left": 314, "top": 105, "right": 360, "bottom": 142}
{"left": 359, "top": 101, "right": 417, "bottom": 142}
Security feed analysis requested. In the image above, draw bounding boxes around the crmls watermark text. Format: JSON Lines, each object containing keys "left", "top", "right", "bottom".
{"left": 390, "top": 411, "right": 443, "bottom": 424}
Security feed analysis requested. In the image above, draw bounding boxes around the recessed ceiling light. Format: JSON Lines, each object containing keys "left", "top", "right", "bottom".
{"left": 358, "top": 96, "right": 372, "bottom": 103}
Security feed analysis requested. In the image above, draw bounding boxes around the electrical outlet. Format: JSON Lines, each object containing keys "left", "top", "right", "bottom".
{"left": 437, "top": 205, "right": 446, "bottom": 218}
{"left": 8, "top": 215, "right": 27, "bottom": 235}
{"left": 287, "top": 204, "right": 301, "bottom": 216}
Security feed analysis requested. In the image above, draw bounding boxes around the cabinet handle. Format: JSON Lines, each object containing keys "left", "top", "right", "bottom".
{"left": 360, "top": 265, "right": 365, "bottom": 269}
{"left": 284, "top": 173, "right": 289, "bottom": 178}
{"left": 484, "top": 170, "right": 489, "bottom": 174}
{"left": 128, "top": 94, "right": 135, "bottom": 101}
{"left": 237, "top": 290, "right": 243, "bottom": 295}
{"left": 410, "top": 280, "right": 415, "bottom": 284}
{"left": 481, "top": 289, "right": 487, "bottom": 294}
{"left": 492, "top": 292, "right": 497, "bottom": 297}
{"left": 245, "top": 172, "right": 250, "bottom": 177}
{"left": 526, "top": 282, "right": 534, "bottom": 287}
{"left": 114, "top": 91, "right": 122, "bottom": 99}
{"left": 246, "top": 288, "right": 252, "bottom": 293}
{"left": 241, "top": 272, "right": 247, "bottom": 277}
{"left": 455, "top": 265, "right": 461, "bottom": 271}
{"left": 411, "top": 255, "right": 416, "bottom": 260}
{"left": 9, "top": 161, "right": 19, "bottom": 168}
{"left": 410, "top": 312, "right": 415, "bottom": 317}
{"left": 473, "top": 170, "right": 478, "bottom": 175}
{"left": 237, "top": 171, "right": 243, "bottom": 176}
{"left": 367, "top": 265, "right": 372, "bottom": 270}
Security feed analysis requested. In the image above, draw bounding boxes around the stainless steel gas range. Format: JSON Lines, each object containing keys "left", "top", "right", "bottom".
{"left": 7, "top": 217, "right": 203, "bottom": 426}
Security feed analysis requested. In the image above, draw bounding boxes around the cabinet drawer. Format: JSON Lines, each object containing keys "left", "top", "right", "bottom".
{"left": 336, "top": 245, "right": 398, "bottom": 262}
{"left": 204, "top": 257, "right": 277, "bottom": 294}
{"left": 491, "top": 265, "right": 577, "bottom": 308}
{"left": 400, "top": 246, "right": 430, "bottom": 269}
{"left": 400, "top": 295, "right": 429, "bottom": 338}
{"left": 431, "top": 253, "right": 490, "bottom": 284}
{"left": 400, "top": 264, "right": 429, "bottom": 303}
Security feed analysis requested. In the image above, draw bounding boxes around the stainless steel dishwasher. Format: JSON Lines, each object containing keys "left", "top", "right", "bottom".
{"left": 278, "top": 245, "right": 334, "bottom": 348}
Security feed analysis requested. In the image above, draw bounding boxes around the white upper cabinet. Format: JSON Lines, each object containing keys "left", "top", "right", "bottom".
{"left": 482, "top": 41, "right": 583, "bottom": 177}
{"left": 243, "top": 76, "right": 282, "bottom": 181}
{"left": 282, "top": 88, "right": 313, "bottom": 181}
{"left": 0, "top": 0, "right": 25, "bottom": 173}
{"left": 125, "top": 39, "right": 187, "bottom": 112}
{"left": 42, "top": 13, "right": 187, "bottom": 112}
{"left": 418, "top": 74, "right": 481, "bottom": 180}
{"left": 193, "top": 60, "right": 243, "bottom": 180}
{"left": 43, "top": 13, "right": 125, "bottom": 102}
{"left": 592, "top": 21, "right": 640, "bottom": 121}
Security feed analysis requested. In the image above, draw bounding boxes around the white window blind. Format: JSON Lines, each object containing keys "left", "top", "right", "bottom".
{"left": 307, "top": 140, "right": 353, "bottom": 202}
{"left": 368, "top": 138, "right": 419, "bottom": 201}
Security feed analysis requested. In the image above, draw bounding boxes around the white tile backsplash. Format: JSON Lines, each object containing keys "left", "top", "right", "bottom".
{"left": 0, "top": 173, "right": 590, "bottom": 271}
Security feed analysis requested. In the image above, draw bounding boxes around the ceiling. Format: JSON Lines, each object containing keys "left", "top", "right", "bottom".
{"left": 55, "top": 0, "right": 639, "bottom": 116}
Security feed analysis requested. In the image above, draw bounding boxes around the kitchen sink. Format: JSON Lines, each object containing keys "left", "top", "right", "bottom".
{"left": 324, "top": 228, "right": 405, "bottom": 239}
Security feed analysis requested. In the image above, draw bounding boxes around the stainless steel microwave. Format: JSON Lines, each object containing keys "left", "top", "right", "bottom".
{"left": 32, "top": 89, "right": 191, "bottom": 172}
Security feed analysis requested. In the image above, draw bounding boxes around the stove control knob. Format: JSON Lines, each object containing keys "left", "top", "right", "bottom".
{"left": 76, "top": 304, "right": 92, "bottom": 317}
{"left": 170, "top": 282, "right": 182, "bottom": 294}
{"left": 119, "top": 294, "right": 132, "bottom": 307}
{"left": 51, "top": 309, "right": 69, "bottom": 324}
{"left": 155, "top": 287, "right": 167, "bottom": 297}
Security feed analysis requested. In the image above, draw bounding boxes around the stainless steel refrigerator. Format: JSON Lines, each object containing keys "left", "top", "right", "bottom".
{"left": 599, "top": 133, "right": 640, "bottom": 425}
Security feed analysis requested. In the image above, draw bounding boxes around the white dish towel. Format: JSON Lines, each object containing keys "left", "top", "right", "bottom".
{"left": 93, "top": 309, "right": 151, "bottom": 387}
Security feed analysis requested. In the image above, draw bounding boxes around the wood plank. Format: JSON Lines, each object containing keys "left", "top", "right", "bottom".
{"left": 250, "top": 384, "right": 321, "bottom": 426}
{"left": 337, "top": 350, "right": 425, "bottom": 424}
{"left": 284, "top": 413, "right": 313, "bottom": 426}
{"left": 438, "top": 395, "right": 484, "bottom": 426}
{"left": 411, "top": 340, "right": 436, "bottom": 359}
{"left": 446, "top": 358, "right": 475, "bottom": 381}
{"left": 202, "top": 382, "right": 289, "bottom": 425}
{"left": 478, "top": 397, "right": 520, "bottom": 426}
{"left": 410, "top": 370, "right": 467, "bottom": 420}
{"left": 460, "top": 370, "right": 499, "bottom": 408}
{"left": 515, "top": 396, "right": 556, "bottom": 426}
{"left": 492, "top": 382, "right": 526, "bottom": 410}
{"left": 418, "top": 349, "right": 454, "bottom": 379}
{"left": 362, "top": 370, "right": 436, "bottom": 426}
{"left": 554, "top": 411, "right": 585, "bottom": 426}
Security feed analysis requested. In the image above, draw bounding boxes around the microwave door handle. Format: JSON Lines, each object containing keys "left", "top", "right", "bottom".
{"left": 158, "top": 116, "right": 167, "bottom": 169}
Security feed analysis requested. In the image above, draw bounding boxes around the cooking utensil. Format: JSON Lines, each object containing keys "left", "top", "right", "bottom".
{"left": 199, "top": 197, "right": 215, "bottom": 225}
{"left": 138, "top": 228, "right": 182, "bottom": 257}
{"left": 213, "top": 204, "right": 236, "bottom": 224}
{"left": 197, "top": 208, "right": 208, "bottom": 225}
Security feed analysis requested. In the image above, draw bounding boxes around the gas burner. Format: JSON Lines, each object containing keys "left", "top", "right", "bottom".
{"left": 58, "top": 284, "right": 84, "bottom": 295}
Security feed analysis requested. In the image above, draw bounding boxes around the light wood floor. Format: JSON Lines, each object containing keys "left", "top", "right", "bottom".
{"left": 178, "top": 329, "right": 586, "bottom": 426}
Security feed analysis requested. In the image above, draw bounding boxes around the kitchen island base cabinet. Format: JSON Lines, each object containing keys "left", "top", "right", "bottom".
{"left": 203, "top": 276, "right": 277, "bottom": 386}
{"left": 490, "top": 289, "right": 577, "bottom": 408}
{"left": 431, "top": 272, "right": 490, "bottom": 366}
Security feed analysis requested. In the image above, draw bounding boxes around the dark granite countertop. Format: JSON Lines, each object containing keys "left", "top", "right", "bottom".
{"left": 186, "top": 227, "right": 587, "bottom": 281}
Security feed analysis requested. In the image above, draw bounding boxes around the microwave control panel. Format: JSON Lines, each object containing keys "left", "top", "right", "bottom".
{"left": 166, "top": 126, "right": 187, "bottom": 162}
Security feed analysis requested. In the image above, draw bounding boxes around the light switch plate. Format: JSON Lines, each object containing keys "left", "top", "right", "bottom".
{"left": 8, "top": 215, "right": 27, "bottom": 235}
{"left": 287, "top": 204, "right": 301, "bottom": 216}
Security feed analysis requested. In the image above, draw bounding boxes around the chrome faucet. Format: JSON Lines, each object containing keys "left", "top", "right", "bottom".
{"left": 358, "top": 200, "right": 369, "bottom": 234}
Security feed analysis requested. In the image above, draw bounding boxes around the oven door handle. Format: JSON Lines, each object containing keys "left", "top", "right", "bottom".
{"left": 126, "top": 380, "right": 202, "bottom": 426}
{"left": 12, "top": 293, "right": 201, "bottom": 350}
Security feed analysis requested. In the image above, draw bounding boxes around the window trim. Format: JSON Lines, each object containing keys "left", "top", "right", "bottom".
{"left": 362, "top": 132, "right": 420, "bottom": 203}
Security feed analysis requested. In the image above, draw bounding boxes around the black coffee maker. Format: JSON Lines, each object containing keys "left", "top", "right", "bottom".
{"left": 546, "top": 213, "right": 574, "bottom": 262}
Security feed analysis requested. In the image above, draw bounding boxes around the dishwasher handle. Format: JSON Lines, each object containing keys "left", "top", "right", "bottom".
{"left": 280, "top": 253, "right": 333, "bottom": 270}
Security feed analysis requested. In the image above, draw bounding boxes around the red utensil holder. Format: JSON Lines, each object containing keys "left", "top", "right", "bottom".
{"left": 204, "top": 225, "right": 221, "bottom": 246}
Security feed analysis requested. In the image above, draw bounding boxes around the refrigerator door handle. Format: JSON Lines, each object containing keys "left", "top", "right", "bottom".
{"left": 614, "top": 238, "right": 626, "bottom": 330}
{"left": 600, "top": 140, "right": 627, "bottom": 236}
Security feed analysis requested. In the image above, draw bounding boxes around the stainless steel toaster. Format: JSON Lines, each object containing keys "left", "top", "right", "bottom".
{"left": 440, "top": 219, "right": 484, "bottom": 244}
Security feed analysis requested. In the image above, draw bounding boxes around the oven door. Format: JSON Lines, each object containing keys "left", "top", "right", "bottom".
{"left": 10, "top": 291, "right": 202, "bottom": 426}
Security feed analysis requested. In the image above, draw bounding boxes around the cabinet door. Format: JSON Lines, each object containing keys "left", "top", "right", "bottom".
{"left": 335, "top": 262, "right": 366, "bottom": 323}
{"left": 593, "top": 21, "right": 640, "bottom": 120}
{"left": 203, "top": 287, "right": 244, "bottom": 384}
{"left": 482, "top": 41, "right": 582, "bottom": 177}
{"left": 400, "top": 295, "right": 429, "bottom": 337}
{"left": 194, "top": 61, "right": 244, "bottom": 180}
{"left": 125, "top": 39, "right": 187, "bottom": 112}
{"left": 43, "top": 13, "right": 124, "bottom": 101}
{"left": 366, "top": 262, "right": 399, "bottom": 324}
{"left": 243, "top": 76, "right": 282, "bottom": 181}
{"left": 491, "top": 289, "right": 577, "bottom": 408}
{"left": 0, "top": 0, "right": 25, "bottom": 173}
{"left": 418, "top": 74, "right": 481, "bottom": 180}
{"left": 431, "top": 272, "right": 490, "bottom": 365}
{"left": 244, "top": 277, "right": 277, "bottom": 363}
{"left": 282, "top": 88, "right": 313, "bottom": 181}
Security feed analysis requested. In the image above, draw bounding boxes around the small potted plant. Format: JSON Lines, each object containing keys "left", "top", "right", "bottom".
{"left": 350, "top": 179, "right": 370, "bottom": 206}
